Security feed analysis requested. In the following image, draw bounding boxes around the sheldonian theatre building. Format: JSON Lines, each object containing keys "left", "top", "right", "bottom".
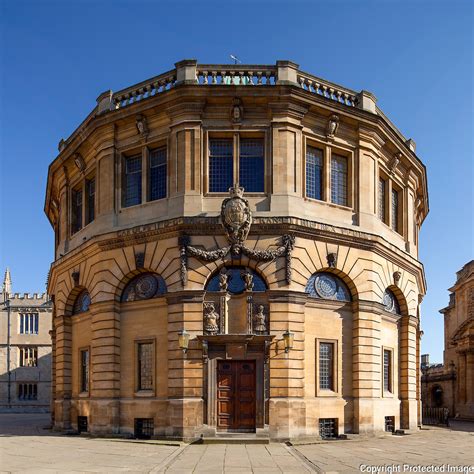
{"left": 44, "top": 59, "right": 428, "bottom": 441}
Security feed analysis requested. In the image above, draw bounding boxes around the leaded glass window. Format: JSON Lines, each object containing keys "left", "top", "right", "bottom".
{"left": 331, "top": 154, "right": 348, "bottom": 206}
{"left": 85, "top": 177, "right": 95, "bottom": 225}
{"left": 209, "top": 139, "right": 233, "bottom": 192}
{"left": 71, "top": 188, "right": 83, "bottom": 234}
{"left": 149, "top": 147, "right": 167, "bottom": 201}
{"left": 19, "top": 347, "right": 38, "bottom": 367}
{"left": 319, "top": 342, "right": 334, "bottom": 390}
{"left": 239, "top": 139, "right": 264, "bottom": 192}
{"left": 121, "top": 273, "right": 166, "bottom": 302}
{"left": 378, "top": 178, "right": 386, "bottom": 222}
{"left": 382, "top": 289, "right": 401, "bottom": 315}
{"left": 205, "top": 267, "right": 267, "bottom": 294}
{"left": 73, "top": 290, "right": 91, "bottom": 314}
{"left": 80, "top": 349, "right": 89, "bottom": 392}
{"left": 123, "top": 155, "right": 142, "bottom": 207}
{"left": 391, "top": 188, "right": 399, "bottom": 232}
{"left": 19, "top": 313, "right": 39, "bottom": 334}
{"left": 383, "top": 349, "right": 392, "bottom": 392}
{"left": 306, "top": 146, "right": 323, "bottom": 200}
{"left": 306, "top": 273, "right": 351, "bottom": 301}
{"left": 138, "top": 342, "right": 153, "bottom": 390}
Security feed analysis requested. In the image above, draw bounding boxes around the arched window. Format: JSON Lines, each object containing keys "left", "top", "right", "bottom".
{"left": 121, "top": 273, "right": 166, "bottom": 302}
{"left": 206, "top": 267, "right": 267, "bottom": 294}
{"left": 382, "top": 289, "right": 401, "bottom": 314}
{"left": 306, "top": 272, "right": 351, "bottom": 302}
{"left": 73, "top": 290, "right": 91, "bottom": 314}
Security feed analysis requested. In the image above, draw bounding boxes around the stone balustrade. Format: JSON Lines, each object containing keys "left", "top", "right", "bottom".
{"left": 196, "top": 65, "right": 277, "bottom": 85}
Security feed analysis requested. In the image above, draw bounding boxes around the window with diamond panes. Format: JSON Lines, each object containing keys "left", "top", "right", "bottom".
{"left": 378, "top": 178, "right": 386, "bottom": 223}
{"left": 306, "top": 146, "right": 323, "bottom": 200}
{"left": 138, "top": 342, "right": 153, "bottom": 390}
{"left": 383, "top": 349, "right": 392, "bottom": 392}
{"left": 149, "top": 147, "right": 167, "bottom": 201}
{"left": 85, "top": 177, "right": 95, "bottom": 225}
{"left": 331, "top": 154, "right": 348, "bottom": 206}
{"left": 391, "top": 188, "right": 399, "bottom": 232}
{"left": 239, "top": 138, "right": 264, "bottom": 192}
{"left": 123, "top": 155, "right": 142, "bottom": 207}
{"left": 319, "top": 342, "right": 334, "bottom": 390}
{"left": 209, "top": 139, "right": 233, "bottom": 192}
{"left": 71, "top": 188, "right": 83, "bottom": 234}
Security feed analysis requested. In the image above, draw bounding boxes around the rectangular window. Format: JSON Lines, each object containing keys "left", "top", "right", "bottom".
{"left": 319, "top": 342, "right": 334, "bottom": 390}
{"left": 331, "top": 154, "right": 348, "bottom": 206}
{"left": 378, "top": 178, "right": 386, "bottom": 222}
{"left": 306, "top": 146, "right": 323, "bottom": 200}
{"left": 209, "top": 139, "right": 233, "bottom": 193}
{"left": 137, "top": 342, "right": 153, "bottom": 391}
{"left": 85, "top": 177, "right": 95, "bottom": 225}
{"left": 19, "top": 347, "right": 38, "bottom": 367}
{"left": 123, "top": 155, "right": 142, "bottom": 207}
{"left": 80, "top": 349, "right": 89, "bottom": 393}
{"left": 383, "top": 349, "right": 392, "bottom": 393}
{"left": 18, "top": 383, "right": 37, "bottom": 400}
{"left": 149, "top": 147, "right": 167, "bottom": 201}
{"left": 239, "top": 138, "right": 264, "bottom": 192}
{"left": 391, "top": 189, "right": 399, "bottom": 232}
{"left": 19, "top": 314, "right": 38, "bottom": 335}
{"left": 71, "top": 188, "right": 83, "bottom": 234}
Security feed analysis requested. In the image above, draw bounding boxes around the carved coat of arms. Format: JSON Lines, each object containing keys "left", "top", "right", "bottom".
{"left": 220, "top": 184, "right": 252, "bottom": 246}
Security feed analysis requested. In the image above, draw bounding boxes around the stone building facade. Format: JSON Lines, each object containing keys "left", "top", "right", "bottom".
{"left": 45, "top": 60, "right": 428, "bottom": 440}
{"left": 0, "top": 269, "right": 53, "bottom": 412}
{"left": 421, "top": 260, "right": 474, "bottom": 420}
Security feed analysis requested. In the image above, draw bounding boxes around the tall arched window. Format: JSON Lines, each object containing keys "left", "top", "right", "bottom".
{"left": 206, "top": 267, "right": 267, "bottom": 294}
{"left": 73, "top": 290, "right": 91, "bottom": 314}
{"left": 306, "top": 272, "right": 351, "bottom": 302}
{"left": 121, "top": 273, "right": 166, "bottom": 302}
{"left": 382, "top": 289, "right": 401, "bottom": 314}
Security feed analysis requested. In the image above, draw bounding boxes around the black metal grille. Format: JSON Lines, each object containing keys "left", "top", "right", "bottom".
{"left": 319, "top": 418, "right": 337, "bottom": 439}
{"left": 385, "top": 416, "right": 395, "bottom": 433}
{"left": 78, "top": 416, "right": 88, "bottom": 433}
{"left": 134, "top": 418, "right": 154, "bottom": 439}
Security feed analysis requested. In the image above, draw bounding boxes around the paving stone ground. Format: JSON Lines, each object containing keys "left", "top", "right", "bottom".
{"left": 0, "top": 414, "right": 473, "bottom": 473}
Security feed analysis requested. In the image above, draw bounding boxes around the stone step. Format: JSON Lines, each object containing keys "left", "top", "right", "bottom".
{"left": 199, "top": 436, "right": 270, "bottom": 444}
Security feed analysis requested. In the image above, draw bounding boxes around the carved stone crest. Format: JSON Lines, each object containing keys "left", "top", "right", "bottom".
{"left": 326, "top": 114, "right": 340, "bottom": 139}
{"left": 221, "top": 183, "right": 252, "bottom": 246}
{"left": 231, "top": 97, "right": 243, "bottom": 123}
{"left": 219, "top": 269, "right": 229, "bottom": 292}
{"left": 135, "top": 114, "right": 148, "bottom": 137}
{"left": 73, "top": 153, "right": 86, "bottom": 173}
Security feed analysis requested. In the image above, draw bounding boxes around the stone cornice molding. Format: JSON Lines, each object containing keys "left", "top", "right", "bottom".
{"left": 88, "top": 300, "right": 121, "bottom": 314}
{"left": 166, "top": 290, "right": 206, "bottom": 305}
{"left": 267, "top": 290, "right": 308, "bottom": 305}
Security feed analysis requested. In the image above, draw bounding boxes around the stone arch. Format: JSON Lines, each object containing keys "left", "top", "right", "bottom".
{"left": 117, "top": 270, "right": 167, "bottom": 302}
{"left": 383, "top": 285, "right": 408, "bottom": 316}
{"left": 306, "top": 268, "right": 358, "bottom": 302}
{"left": 204, "top": 264, "right": 269, "bottom": 294}
{"left": 65, "top": 286, "right": 91, "bottom": 316}
{"left": 431, "top": 385, "right": 443, "bottom": 408}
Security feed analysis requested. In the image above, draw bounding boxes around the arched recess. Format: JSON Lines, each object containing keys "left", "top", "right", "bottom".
{"left": 383, "top": 286, "right": 408, "bottom": 316}
{"left": 204, "top": 266, "right": 268, "bottom": 295}
{"left": 119, "top": 271, "right": 167, "bottom": 302}
{"left": 64, "top": 287, "right": 92, "bottom": 316}
{"left": 305, "top": 269, "right": 357, "bottom": 302}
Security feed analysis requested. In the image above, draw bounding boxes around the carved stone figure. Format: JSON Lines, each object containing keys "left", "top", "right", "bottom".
{"left": 73, "top": 153, "right": 86, "bottom": 173}
{"left": 135, "top": 252, "right": 145, "bottom": 269}
{"left": 219, "top": 270, "right": 229, "bottom": 292}
{"left": 326, "top": 114, "right": 340, "bottom": 138}
{"left": 71, "top": 271, "right": 80, "bottom": 286}
{"left": 135, "top": 115, "right": 148, "bottom": 136}
{"left": 253, "top": 305, "right": 267, "bottom": 334}
{"left": 393, "top": 271, "right": 401, "bottom": 285}
{"left": 204, "top": 303, "right": 219, "bottom": 334}
{"left": 327, "top": 252, "right": 337, "bottom": 268}
{"left": 221, "top": 184, "right": 252, "bottom": 246}
{"left": 241, "top": 270, "right": 254, "bottom": 291}
{"left": 389, "top": 152, "right": 401, "bottom": 174}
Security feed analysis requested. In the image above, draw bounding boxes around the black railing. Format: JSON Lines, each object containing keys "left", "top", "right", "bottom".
{"left": 422, "top": 407, "right": 449, "bottom": 426}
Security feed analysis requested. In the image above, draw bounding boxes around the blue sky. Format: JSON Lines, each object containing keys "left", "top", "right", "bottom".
{"left": 0, "top": 0, "right": 472, "bottom": 361}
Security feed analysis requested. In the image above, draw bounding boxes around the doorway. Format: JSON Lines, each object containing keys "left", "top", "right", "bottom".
{"left": 216, "top": 360, "right": 256, "bottom": 431}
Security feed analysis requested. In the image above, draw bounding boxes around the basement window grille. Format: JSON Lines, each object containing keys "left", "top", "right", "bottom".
{"left": 319, "top": 418, "right": 338, "bottom": 439}
{"left": 134, "top": 418, "right": 154, "bottom": 439}
{"left": 385, "top": 416, "right": 395, "bottom": 433}
{"left": 77, "top": 416, "right": 88, "bottom": 433}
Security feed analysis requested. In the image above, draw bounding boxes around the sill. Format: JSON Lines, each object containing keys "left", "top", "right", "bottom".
{"left": 205, "top": 192, "right": 266, "bottom": 197}
{"left": 70, "top": 220, "right": 94, "bottom": 239}
{"left": 316, "top": 389, "right": 339, "bottom": 398}
{"left": 134, "top": 390, "right": 155, "bottom": 398}
{"left": 304, "top": 197, "right": 352, "bottom": 211}
{"left": 382, "top": 391, "right": 395, "bottom": 398}
{"left": 78, "top": 392, "right": 89, "bottom": 398}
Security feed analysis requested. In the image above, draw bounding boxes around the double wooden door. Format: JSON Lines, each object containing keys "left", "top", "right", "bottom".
{"left": 216, "top": 360, "right": 256, "bottom": 431}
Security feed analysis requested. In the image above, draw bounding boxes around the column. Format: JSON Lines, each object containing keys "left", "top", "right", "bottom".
{"left": 89, "top": 300, "right": 121, "bottom": 434}
{"left": 268, "top": 291, "right": 306, "bottom": 440}
{"left": 353, "top": 302, "right": 382, "bottom": 433}
{"left": 166, "top": 291, "right": 204, "bottom": 439}
{"left": 465, "top": 351, "right": 474, "bottom": 409}
{"left": 399, "top": 315, "right": 418, "bottom": 430}
{"left": 53, "top": 315, "right": 72, "bottom": 430}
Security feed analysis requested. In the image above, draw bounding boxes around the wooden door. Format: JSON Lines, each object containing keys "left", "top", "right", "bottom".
{"left": 217, "top": 360, "right": 256, "bottom": 431}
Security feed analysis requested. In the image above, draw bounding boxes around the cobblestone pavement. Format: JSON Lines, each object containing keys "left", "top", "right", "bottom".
{"left": 1, "top": 414, "right": 473, "bottom": 473}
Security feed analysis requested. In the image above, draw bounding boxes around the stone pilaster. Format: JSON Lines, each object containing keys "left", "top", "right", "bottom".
{"left": 399, "top": 315, "right": 418, "bottom": 430}
{"left": 89, "top": 300, "right": 121, "bottom": 434}
{"left": 166, "top": 291, "right": 204, "bottom": 439}
{"left": 268, "top": 291, "right": 306, "bottom": 440}
{"left": 464, "top": 351, "right": 474, "bottom": 407}
{"left": 353, "top": 301, "right": 382, "bottom": 433}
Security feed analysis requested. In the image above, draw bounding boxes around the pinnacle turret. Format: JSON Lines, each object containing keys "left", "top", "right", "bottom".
{"left": 2, "top": 268, "right": 12, "bottom": 295}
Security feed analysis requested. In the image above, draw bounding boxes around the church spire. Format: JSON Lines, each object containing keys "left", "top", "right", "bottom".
{"left": 2, "top": 268, "right": 12, "bottom": 295}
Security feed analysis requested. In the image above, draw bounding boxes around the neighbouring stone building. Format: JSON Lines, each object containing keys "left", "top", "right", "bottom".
{"left": 45, "top": 60, "right": 428, "bottom": 440}
{"left": 0, "top": 269, "right": 53, "bottom": 412}
{"left": 421, "top": 260, "right": 474, "bottom": 420}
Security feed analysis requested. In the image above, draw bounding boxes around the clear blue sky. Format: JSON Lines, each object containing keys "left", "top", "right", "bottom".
{"left": 1, "top": 0, "right": 472, "bottom": 361}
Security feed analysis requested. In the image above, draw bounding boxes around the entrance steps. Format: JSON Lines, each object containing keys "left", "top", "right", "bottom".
{"left": 198, "top": 431, "right": 270, "bottom": 444}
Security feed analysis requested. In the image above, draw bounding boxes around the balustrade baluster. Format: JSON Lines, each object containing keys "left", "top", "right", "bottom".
{"left": 257, "top": 72, "right": 263, "bottom": 85}
{"left": 202, "top": 71, "right": 209, "bottom": 84}
{"left": 211, "top": 71, "right": 217, "bottom": 84}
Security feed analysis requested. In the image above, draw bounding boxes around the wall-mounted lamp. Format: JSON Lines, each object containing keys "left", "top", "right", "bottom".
{"left": 178, "top": 329, "right": 190, "bottom": 354}
{"left": 283, "top": 330, "right": 294, "bottom": 353}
